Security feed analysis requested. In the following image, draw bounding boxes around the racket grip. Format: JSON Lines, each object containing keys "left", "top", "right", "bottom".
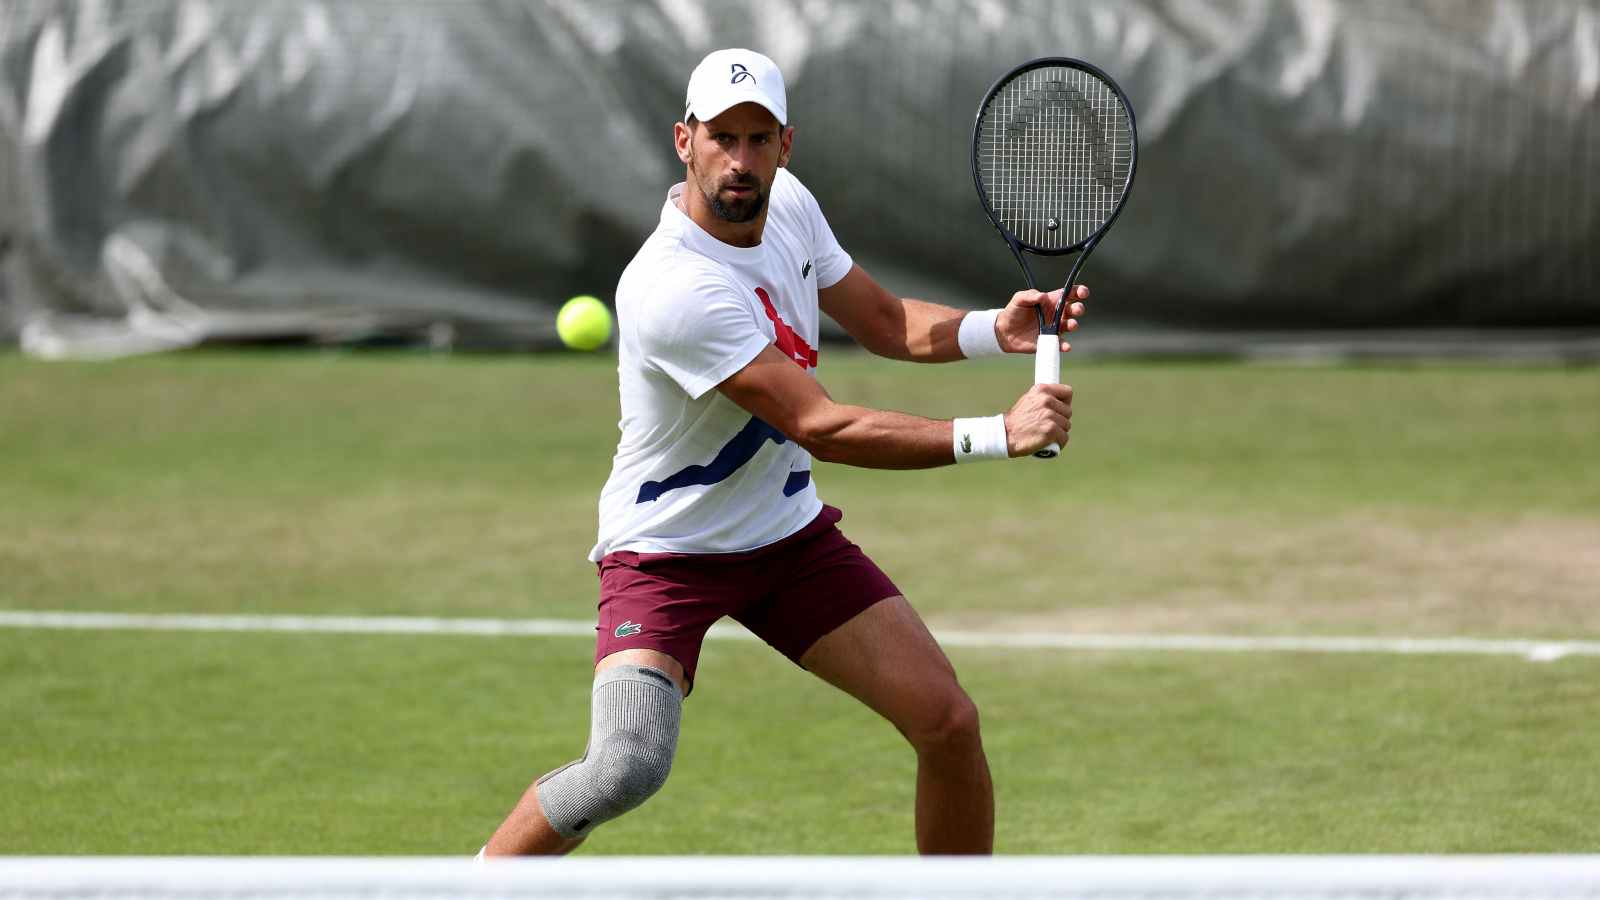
{"left": 1033, "top": 336, "right": 1061, "bottom": 460}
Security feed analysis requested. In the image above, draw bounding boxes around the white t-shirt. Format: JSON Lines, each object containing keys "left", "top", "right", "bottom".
{"left": 589, "top": 167, "right": 853, "bottom": 561}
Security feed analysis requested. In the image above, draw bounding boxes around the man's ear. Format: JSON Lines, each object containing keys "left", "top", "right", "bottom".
{"left": 778, "top": 124, "right": 794, "bottom": 168}
{"left": 673, "top": 121, "right": 694, "bottom": 165}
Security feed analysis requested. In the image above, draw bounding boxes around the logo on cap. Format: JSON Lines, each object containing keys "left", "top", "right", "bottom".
{"left": 730, "top": 63, "right": 753, "bottom": 85}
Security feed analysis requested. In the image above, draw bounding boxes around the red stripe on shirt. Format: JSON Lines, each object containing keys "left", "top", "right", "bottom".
{"left": 754, "top": 287, "right": 818, "bottom": 370}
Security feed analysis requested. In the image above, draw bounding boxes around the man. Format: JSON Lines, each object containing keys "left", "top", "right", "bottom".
{"left": 482, "top": 48, "right": 1085, "bottom": 856}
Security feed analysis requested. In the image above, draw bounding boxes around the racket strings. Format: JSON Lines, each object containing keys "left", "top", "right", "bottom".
{"left": 977, "top": 65, "right": 1133, "bottom": 251}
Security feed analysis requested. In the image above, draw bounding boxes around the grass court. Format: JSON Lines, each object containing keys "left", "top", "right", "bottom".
{"left": 3, "top": 351, "right": 1597, "bottom": 853}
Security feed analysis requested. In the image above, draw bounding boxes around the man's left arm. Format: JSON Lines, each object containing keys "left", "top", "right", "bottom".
{"left": 818, "top": 263, "right": 1087, "bottom": 363}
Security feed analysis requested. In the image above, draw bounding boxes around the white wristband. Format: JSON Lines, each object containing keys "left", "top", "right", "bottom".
{"left": 952, "top": 415, "right": 1009, "bottom": 463}
{"left": 957, "top": 308, "right": 1004, "bottom": 359}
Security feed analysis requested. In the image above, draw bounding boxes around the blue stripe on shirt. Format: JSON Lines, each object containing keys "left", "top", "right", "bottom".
{"left": 782, "top": 470, "right": 811, "bottom": 496}
{"left": 636, "top": 416, "right": 792, "bottom": 503}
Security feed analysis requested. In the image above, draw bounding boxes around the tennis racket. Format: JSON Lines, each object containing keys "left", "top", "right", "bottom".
{"left": 972, "top": 58, "right": 1138, "bottom": 458}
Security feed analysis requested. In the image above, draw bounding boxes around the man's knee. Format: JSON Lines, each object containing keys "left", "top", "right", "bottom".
{"left": 536, "top": 665, "right": 681, "bottom": 838}
{"left": 588, "top": 727, "right": 674, "bottom": 807}
{"left": 907, "top": 687, "right": 982, "bottom": 754}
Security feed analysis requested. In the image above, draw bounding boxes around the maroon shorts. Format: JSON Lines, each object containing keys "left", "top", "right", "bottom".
{"left": 594, "top": 505, "right": 900, "bottom": 692}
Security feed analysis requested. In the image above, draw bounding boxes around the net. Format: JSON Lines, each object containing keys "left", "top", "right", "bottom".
{"left": 6, "top": 856, "right": 1600, "bottom": 899}
{"left": 975, "top": 64, "right": 1135, "bottom": 253}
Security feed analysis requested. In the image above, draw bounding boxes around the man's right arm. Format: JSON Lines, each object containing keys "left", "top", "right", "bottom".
{"left": 716, "top": 344, "right": 1073, "bottom": 469}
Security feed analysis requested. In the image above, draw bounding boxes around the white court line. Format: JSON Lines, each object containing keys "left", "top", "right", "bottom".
{"left": 1, "top": 610, "right": 1596, "bottom": 662}
{"left": 8, "top": 855, "right": 1600, "bottom": 899}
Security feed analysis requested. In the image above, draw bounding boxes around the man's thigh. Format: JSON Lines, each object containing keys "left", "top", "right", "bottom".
{"left": 799, "top": 595, "right": 969, "bottom": 735}
{"left": 596, "top": 648, "right": 690, "bottom": 697}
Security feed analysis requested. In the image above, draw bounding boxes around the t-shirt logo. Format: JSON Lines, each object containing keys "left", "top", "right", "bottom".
{"left": 754, "top": 287, "right": 818, "bottom": 370}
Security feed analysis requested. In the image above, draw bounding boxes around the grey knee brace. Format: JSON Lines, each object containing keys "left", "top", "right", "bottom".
{"left": 537, "top": 664, "right": 682, "bottom": 838}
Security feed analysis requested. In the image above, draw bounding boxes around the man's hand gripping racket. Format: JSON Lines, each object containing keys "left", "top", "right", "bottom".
{"left": 972, "top": 58, "right": 1138, "bottom": 458}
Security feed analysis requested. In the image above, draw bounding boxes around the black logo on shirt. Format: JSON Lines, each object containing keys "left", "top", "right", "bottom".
{"left": 730, "top": 63, "right": 753, "bottom": 85}
{"left": 801, "top": 259, "right": 812, "bottom": 278}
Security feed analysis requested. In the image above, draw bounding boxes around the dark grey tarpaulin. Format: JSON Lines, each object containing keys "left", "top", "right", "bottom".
{"left": 1, "top": 0, "right": 1596, "bottom": 358}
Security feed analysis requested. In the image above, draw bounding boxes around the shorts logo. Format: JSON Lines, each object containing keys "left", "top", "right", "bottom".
{"left": 730, "top": 63, "right": 753, "bottom": 85}
{"left": 614, "top": 620, "right": 643, "bottom": 638}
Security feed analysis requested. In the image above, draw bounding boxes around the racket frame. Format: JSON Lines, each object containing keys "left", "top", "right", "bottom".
{"left": 970, "top": 56, "right": 1139, "bottom": 336}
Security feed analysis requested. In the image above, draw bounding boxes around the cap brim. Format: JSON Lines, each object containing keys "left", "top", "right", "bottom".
{"left": 686, "top": 96, "right": 785, "bottom": 126}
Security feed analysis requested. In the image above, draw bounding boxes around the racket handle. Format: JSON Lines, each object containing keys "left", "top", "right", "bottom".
{"left": 1033, "top": 335, "right": 1061, "bottom": 459}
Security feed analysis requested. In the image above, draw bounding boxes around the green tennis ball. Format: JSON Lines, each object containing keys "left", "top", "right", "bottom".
{"left": 556, "top": 295, "right": 612, "bottom": 351}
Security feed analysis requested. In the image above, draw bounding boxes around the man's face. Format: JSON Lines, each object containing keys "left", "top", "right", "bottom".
{"left": 676, "top": 103, "right": 792, "bottom": 224}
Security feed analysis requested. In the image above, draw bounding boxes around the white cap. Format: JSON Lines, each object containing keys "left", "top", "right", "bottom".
{"left": 684, "top": 48, "right": 787, "bottom": 127}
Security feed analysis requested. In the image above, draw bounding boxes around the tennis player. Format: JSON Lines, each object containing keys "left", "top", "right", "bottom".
{"left": 482, "top": 48, "right": 1086, "bottom": 856}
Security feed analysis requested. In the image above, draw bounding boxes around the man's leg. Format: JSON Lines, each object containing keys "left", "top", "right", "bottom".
{"left": 483, "top": 649, "right": 688, "bottom": 856}
{"left": 799, "top": 596, "right": 994, "bottom": 854}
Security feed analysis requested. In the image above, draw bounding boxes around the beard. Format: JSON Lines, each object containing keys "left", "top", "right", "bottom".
{"left": 703, "top": 175, "right": 767, "bottom": 223}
